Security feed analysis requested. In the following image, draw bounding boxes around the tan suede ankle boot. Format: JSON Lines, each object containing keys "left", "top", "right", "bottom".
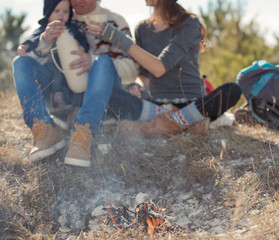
{"left": 65, "top": 123, "right": 92, "bottom": 167}
{"left": 30, "top": 118, "right": 65, "bottom": 161}
{"left": 117, "top": 113, "right": 184, "bottom": 138}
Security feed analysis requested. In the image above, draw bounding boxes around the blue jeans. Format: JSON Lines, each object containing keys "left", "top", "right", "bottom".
{"left": 75, "top": 55, "right": 123, "bottom": 134}
{"left": 13, "top": 54, "right": 143, "bottom": 135}
{"left": 13, "top": 56, "right": 56, "bottom": 128}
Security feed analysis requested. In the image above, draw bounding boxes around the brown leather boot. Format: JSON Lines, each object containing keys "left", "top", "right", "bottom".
{"left": 118, "top": 114, "right": 210, "bottom": 138}
{"left": 117, "top": 113, "right": 184, "bottom": 138}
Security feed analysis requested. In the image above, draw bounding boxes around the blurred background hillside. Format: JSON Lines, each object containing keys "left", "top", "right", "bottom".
{"left": 0, "top": 0, "right": 279, "bottom": 95}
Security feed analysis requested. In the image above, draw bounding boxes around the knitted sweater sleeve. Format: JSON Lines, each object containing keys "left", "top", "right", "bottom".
{"left": 158, "top": 17, "right": 201, "bottom": 72}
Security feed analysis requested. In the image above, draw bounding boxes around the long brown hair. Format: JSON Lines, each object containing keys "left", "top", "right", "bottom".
{"left": 149, "top": 0, "right": 206, "bottom": 52}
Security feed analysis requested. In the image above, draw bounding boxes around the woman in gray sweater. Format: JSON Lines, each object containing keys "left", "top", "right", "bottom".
{"left": 87, "top": 0, "right": 242, "bottom": 137}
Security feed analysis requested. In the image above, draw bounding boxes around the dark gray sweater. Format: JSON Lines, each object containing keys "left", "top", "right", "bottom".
{"left": 135, "top": 16, "right": 205, "bottom": 104}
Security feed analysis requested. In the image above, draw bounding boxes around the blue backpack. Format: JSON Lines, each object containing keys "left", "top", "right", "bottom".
{"left": 236, "top": 60, "right": 279, "bottom": 128}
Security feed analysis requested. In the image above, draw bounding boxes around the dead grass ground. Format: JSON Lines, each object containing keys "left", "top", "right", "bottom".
{"left": 0, "top": 91, "right": 279, "bottom": 240}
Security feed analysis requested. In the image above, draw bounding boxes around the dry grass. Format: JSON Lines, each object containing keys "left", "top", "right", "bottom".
{"left": 1, "top": 91, "right": 279, "bottom": 239}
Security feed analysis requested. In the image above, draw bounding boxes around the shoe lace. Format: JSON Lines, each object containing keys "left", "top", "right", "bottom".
{"left": 33, "top": 122, "right": 47, "bottom": 141}
{"left": 71, "top": 127, "right": 91, "bottom": 148}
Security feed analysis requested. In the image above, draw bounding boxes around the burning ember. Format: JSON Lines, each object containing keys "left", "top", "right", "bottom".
{"left": 102, "top": 201, "right": 183, "bottom": 236}
{"left": 102, "top": 204, "right": 132, "bottom": 231}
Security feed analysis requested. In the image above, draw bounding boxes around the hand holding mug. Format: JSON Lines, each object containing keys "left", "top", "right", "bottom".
{"left": 84, "top": 15, "right": 107, "bottom": 35}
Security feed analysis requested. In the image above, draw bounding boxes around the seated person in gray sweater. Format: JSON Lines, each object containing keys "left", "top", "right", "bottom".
{"left": 89, "top": 0, "right": 241, "bottom": 137}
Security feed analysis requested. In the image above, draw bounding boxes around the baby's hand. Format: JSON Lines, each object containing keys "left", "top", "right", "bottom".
{"left": 42, "top": 20, "right": 66, "bottom": 43}
{"left": 17, "top": 44, "right": 28, "bottom": 56}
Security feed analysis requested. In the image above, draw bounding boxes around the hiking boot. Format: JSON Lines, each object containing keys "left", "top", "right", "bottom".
{"left": 49, "top": 91, "right": 73, "bottom": 116}
{"left": 65, "top": 123, "right": 92, "bottom": 167}
{"left": 30, "top": 118, "right": 65, "bottom": 161}
{"left": 117, "top": 113, "right": 184, "bottom": 138}
{"left": 118, "top": 113, "right": 210, "bottom": 138}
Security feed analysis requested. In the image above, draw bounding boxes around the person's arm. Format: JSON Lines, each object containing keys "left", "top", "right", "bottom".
{"left": 124, "top": 82, "right": 144, "bottom": 98}
{"left": 125, "top": 75, "right": 150, "bottom": 98}
{"left": 127, "top": 44, "right": 166, "bottom": 78}
{"left": 19, "top": 28, "right": 53, "bottom": 59}
{"left": 41, "top": 20, "right": 66, "bottom": 43}
{"left": 91, "top": 18, "right": 201, "bottom": 78}
{"left": 93, "top": 26, "right": 165, "bottom": 78}
{"left": 29, "top": 20, "right": 65, "bottom": 58}
{"left": 88, "top": 22, "right": 166, "bottom": 78}
{"left": 87, "top": 13, "right": 139, "bottom": 82}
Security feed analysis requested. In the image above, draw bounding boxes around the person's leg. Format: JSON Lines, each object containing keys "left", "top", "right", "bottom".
{"left": 118, "top": 83, "right": 241, "bottom": 138}
{"left": 65, "top": 55, "right": 174, "bottom": 167}
{"left": 12, "top": 56, "right": 65, "bottom": 161}
{"left": 65, "top": 55, "right": 122, "bottom": 167}
{"left": 73, "top": 55, "right": 122, "bottom": 135}
{"left": 106, "top": 88, "right": 179, "bottom": 121}
{"left": 170, "top": 82, "right": 242, "bottom": 127}
{"left": 12, "top": 56, "right": 55, "bottom": 128}
{"left": 105, "top": 88, "right": 143, "bottom": 121}
{"left": 195, "top": 82, "right": 242, "bottom": 121}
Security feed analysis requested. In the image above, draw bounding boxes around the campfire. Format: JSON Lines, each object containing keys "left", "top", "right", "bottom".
{"left": 102, "top": 201, "right": 183, "bottom": 236}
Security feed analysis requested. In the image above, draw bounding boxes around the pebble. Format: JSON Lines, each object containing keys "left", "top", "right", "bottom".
{"left": 180, "top": 191, "right": 193, "bottom": 201}
{"left": 59, "top": 227, "right": 71, "bottom": 233}
{"left": 91, "top": 205, "right": 106, "bottom": 217}
{"left": 97, "top": 144, "right": 111, "bottom": 154}
{"left": 135, "top": 192, "right": 150, "bottom": 205}
{"left": 58, "top": 215, "right": 67, "bottom": 226}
